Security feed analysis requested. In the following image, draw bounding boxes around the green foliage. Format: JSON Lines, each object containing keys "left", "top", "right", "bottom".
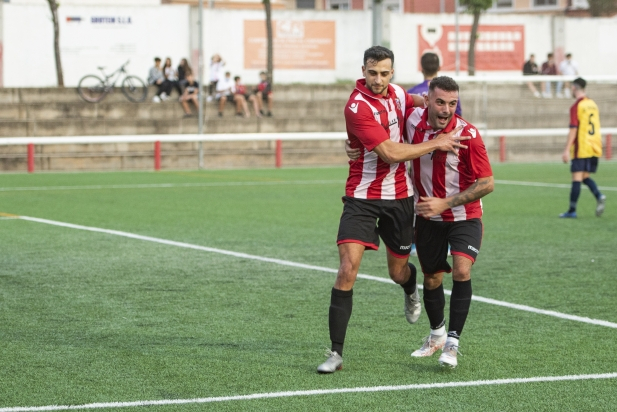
{"left": 0, "top": 164, "right": 616, "bottom": 410}
{"left": 587, "top": 0, "right": 617, "bottom": 16}
{"left": 460, "top": 0, "right": 493, "bottom": 13}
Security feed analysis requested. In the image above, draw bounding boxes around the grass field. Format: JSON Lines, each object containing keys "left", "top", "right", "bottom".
{"left": 1, "top": 162, "right": 616, "bottom": 411}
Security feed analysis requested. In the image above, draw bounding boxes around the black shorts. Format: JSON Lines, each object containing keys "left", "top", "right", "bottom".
{"left": 415, "top": 217, "right": 483, "bottom": 275}
{"left": 571, "top": 157, "right": 599, "bottom": 173}
{"left": 337, "top": 196, "right": 414, "bottom": 258}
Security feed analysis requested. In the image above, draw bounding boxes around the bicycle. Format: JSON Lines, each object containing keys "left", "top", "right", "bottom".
{"left": 77, "top": 60, "right": 148, "bottom": 103}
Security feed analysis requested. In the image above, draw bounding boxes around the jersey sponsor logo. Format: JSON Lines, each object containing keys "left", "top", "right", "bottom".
{"left": 468, "top": 245, "right": 479, "bottom": 254}
{"left": 400, "top": 244, "right": 411, "bottom": 250}
{"left": 469, "top": 128, "right": 477, "bottom": 138}
{"left": 388, "top": 118, "right": 398, "bottom": 127}
{"left": 349, "top": 103, "right": 359, "bottom": 113}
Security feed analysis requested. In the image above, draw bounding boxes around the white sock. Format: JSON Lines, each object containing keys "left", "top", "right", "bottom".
{"left": 431, "top": 324, "right": 446, "bottom": 336}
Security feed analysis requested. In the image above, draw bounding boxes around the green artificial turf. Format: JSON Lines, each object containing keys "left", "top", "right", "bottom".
{"left": 0, "top": 163, "right": 616, "bottom": 411}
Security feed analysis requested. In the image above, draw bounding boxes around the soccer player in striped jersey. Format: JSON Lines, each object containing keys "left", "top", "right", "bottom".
{"left": 317, "top": 47, "right": 469, "bottom": 374}
{"left": 559, "top": 77, "right": 606, "bottom": 218}
{"left": 406, "top": 76, "right": 494, "bottom": 369}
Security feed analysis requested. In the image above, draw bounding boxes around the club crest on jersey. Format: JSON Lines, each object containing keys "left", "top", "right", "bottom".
{"left": 394, "top": 98, "right": 402, "bottom": 111}
{"left": 349, "top": 103, "right": 359, "bottom": 114}
{"left": 469, "top": 127, "right": 477, "bottom": 138}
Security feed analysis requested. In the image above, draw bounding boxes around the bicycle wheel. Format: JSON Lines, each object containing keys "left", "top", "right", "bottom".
{"left": 77, "top": 75, "right": 107, "bottom": 103}
{"left": 121, "top": 75, "right": 148, "bottom": 102}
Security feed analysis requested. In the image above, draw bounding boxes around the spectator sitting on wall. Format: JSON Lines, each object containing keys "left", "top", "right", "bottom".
{"left": 163, "top": 57, "right": 182, "bottom": 97}
{"left": 177, "top": 58, "right": 192, "bottom": 88}
{"left": 234, "top": 76, "right": 253, "bottom": 118}
{"left": 208, "top": 54, "right": 225, "bottom": 102}
{"left": 148, "top": 57, "right": 171, "bottom": 103}
{"left": 215, "top": 71, "right": 245, "bottom": 117}
{"left": 180, "top": 73, "right": 200, "bottom": 117}
{"left": 254, "top": 71, "right": 273, "bottom": 117}
{"left": 559, "top": 53, "right": 579, "bottom": 98}
{"left": 541, "top": 53, "right": 559, "bottom": 98}
{"left": 523, "top": 53, "right": 541, "bottom": 98}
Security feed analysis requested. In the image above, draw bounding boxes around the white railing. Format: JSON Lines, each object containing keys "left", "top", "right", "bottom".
{"left": 1, "top": 129, "right": 615, "bottom": 172}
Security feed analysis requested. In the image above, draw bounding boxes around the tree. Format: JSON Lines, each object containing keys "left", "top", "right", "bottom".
{"left": 460, "top": 0, "right": 492, "bottom": 76}
{"left": 587, "top": 0, "right": 617, "bottom": 16}
{"left": 263, "top": 0, "right": 273, "bottom": 87}
{"left": 47, "top": 0, "right": 64, "bottom": 86}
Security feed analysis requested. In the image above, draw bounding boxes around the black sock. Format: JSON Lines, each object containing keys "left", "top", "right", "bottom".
{"left": 583, "top": 177, "right": 602, "bottom": 199}
{"left": 569, "top": 181, "right": 581, "bottom": 212}
{"left": 329, "top": 288, "right": 353, "bottom": 356}
{"left": 423, "top": 283, "right": 445, "bottom": 330}
{"left": 447, "top": 280, "right": 472, "bottom": 339}
{"left": 400, "top": 263, "right": 417, "bottom": 295}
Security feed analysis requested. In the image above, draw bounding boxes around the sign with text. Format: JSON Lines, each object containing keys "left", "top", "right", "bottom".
{"left": 418, "top": 25, "right": 524, "bottom": 71}
{"left": 244, "top": 20, "right": 335, "bottom": 70}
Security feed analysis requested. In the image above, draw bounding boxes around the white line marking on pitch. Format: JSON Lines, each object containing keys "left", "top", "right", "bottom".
{"left": 1, "top": 372, "right": 616, "bottom": 411}
{"left": 2, "top": 179, "right": 614, "bottom": 193}
{"left": 16, "top": 215, "right": 617, "bottom": 330}
{"left": 0, "top": 180, "right": 345, "bottom": 192}
{"left": 495, "top": 180, "right": 617, "bottom": 191}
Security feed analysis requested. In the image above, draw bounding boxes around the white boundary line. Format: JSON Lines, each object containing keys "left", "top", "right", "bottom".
{"left": 14, "top": 215, "right": 617, "bottom": 329}
{"left": 1, "top": 372, "right": 616, "bottom": 411}
{"left": 1, "top": 179, "right": 616, "bottom": 193}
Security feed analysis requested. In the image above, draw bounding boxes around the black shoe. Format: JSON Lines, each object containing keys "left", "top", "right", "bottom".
{"left": 266, "top": 111, "right": 272, "bottom": 117}
{"left": 218, "top": 112, "right": 223, "bottom": 118}
{"left": 236, "top": 112, "right": 244, "bottom": 117}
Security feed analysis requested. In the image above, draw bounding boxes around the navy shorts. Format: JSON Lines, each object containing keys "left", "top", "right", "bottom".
{"left": 571, "top": 157, "right": 599, "bottom": 173}
{"left": 337, "top": 196, "right": 414, "bottom": 258}
{"left": 415, "top": 217, "right": 483, "bottom": 275}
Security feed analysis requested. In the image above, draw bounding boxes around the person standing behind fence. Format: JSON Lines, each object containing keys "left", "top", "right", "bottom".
{"left": 523, "top": 54, "right": 541, "bottom": 98}
{"left": 559, "top": 77, "right": 606, "bottom": 218}
{"left": 541, "top": 53, "right": 559, "bottom": 98}
{"left": 208, "top": 54, "right": 225, "bottom": 102}
{"left": 559, "top": 53, "right": 579, "bottom": 98}
{"left": 148, "top": 57, "right": 171, "bottom": 103}
{"left": 408, "top": 52, "right": 462, "bottom": 116}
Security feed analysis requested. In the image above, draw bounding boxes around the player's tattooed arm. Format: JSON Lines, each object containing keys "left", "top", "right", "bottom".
{"left": 446, "top": 176, "right": 494, "bottom": 209}
{"left": 416, "top": 176, "right": 494, "bottom": 218}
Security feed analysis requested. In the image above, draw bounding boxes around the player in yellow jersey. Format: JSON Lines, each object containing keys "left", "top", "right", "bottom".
{"left": 560, "top": 77, "right": 606, "bottom": 218}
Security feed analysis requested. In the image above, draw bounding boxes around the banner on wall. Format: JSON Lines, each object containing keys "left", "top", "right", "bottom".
{"left": 418, "top": 25, "right": 524, "bottom": 71}
{"left": 244, "top": 20, "right": 336, "bottom": 70}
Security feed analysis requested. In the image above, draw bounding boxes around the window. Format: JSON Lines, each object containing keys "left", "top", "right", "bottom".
{"left": 534, "top": 0, "right": 557, "bottom": 6}
{"left": 328, "top": 0, "right": 349, "bottom": 9}
{"left": 296, "top": 0, "right": 315, "bottom": 8}
{"left": 495, "top": 0, "right": 513, "bottom": 7}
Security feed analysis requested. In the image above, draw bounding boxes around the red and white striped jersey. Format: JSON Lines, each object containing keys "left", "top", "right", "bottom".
{"left": 406, "top": 108, "right": 493, "bottom": 221}
{"left": 344, "top": 79, "right": 415, "bottom": 200}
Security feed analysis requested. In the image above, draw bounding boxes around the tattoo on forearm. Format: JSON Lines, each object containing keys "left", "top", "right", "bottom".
{"left": 446, "top": 179, "right": 492, "bottom": 208}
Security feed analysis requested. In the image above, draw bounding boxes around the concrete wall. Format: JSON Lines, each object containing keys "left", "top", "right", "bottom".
{"left": 2, "top": 4, "right": 190, "bottom": 87}
{"left": 2, "top": 3, "right": 617, "bottom": 87}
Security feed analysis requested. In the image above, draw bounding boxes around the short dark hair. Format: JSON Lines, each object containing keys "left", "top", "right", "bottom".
{"left": 572, "top": 77, "right": 586, "bottom": 89}
{"left": 566, "top": 53, "right": 572, "bottom": 58}
{"left": 420, "top": 52, "right": 440, "bottom": 76}
{"left": 547, "top": 53, "right": 554, "bottom": 58}
{"left": 154, "top": 57, "right": 161, "bottom": 62}
{"left": 429, "top": 76, "right": 459, "bottom": 93}
{"left": 234, "top": 76, "right": 240, "bottom": 81}
{"left": 363, "top": 46, "right": 394, "bottom": 67}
